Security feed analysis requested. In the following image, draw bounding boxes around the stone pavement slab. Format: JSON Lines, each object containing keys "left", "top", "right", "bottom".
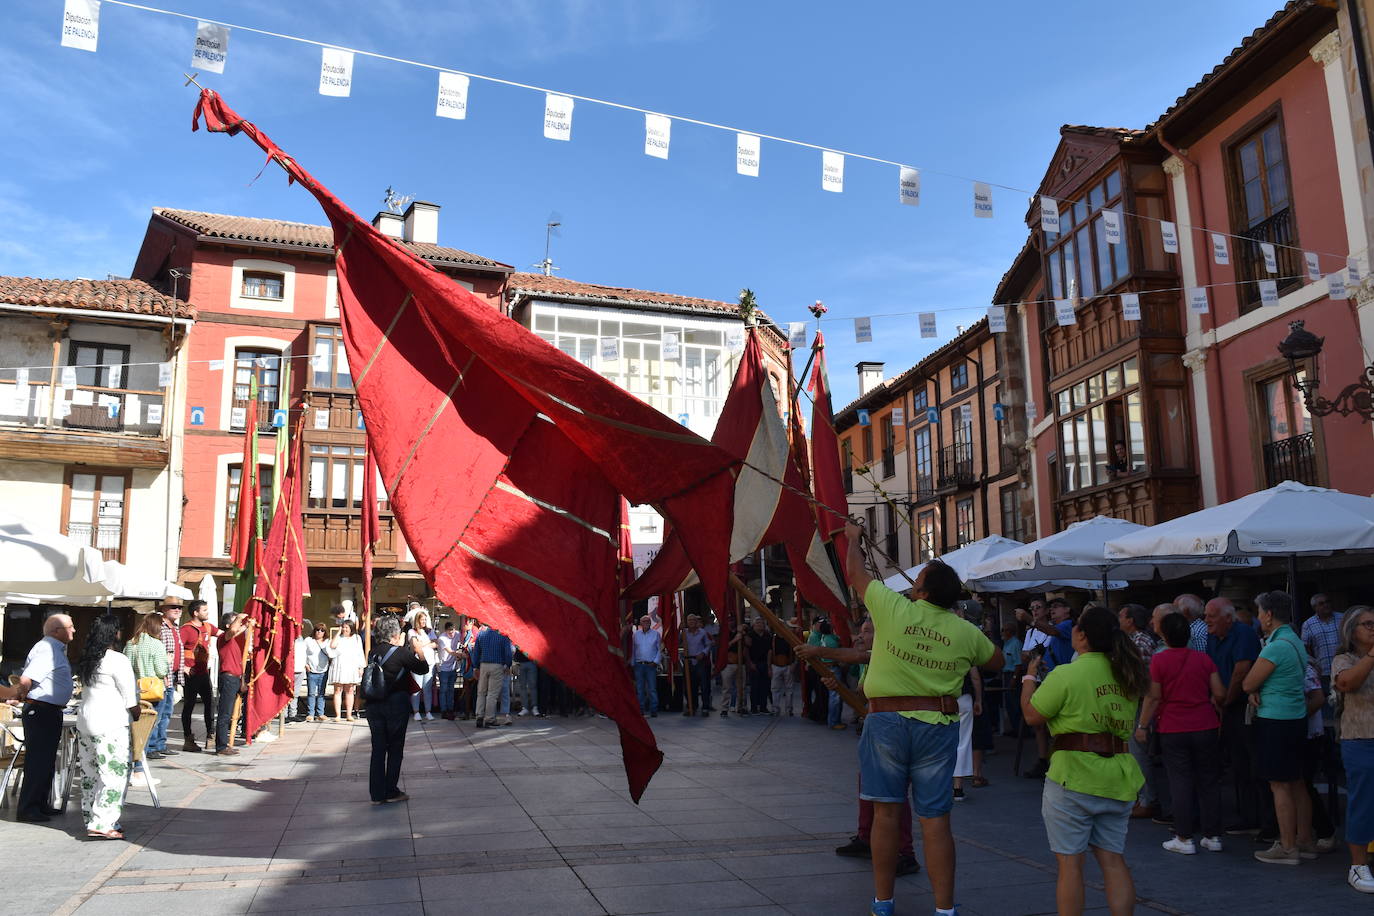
{"left": 5, "top": 706, "right": 1357, "bottom": 915}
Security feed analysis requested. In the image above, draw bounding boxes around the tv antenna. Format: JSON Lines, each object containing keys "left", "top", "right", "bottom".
{"left": 533, "top": 213, "right": 562, "bottom": 276}
{"left": 382, "top": 186, "right": 413, "bottom": 214}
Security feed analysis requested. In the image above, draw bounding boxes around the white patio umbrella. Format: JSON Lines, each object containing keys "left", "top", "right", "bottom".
{"left": 1102, "top": 480, "right": 1374, "bottom": 600}
{"left": 198, "top": 573, "right": 217, "bottom": 611}
{"left": 882, "top": 535, "right": 1027, "bottom": 592}
{"left": 1103, "top": 480, "right": 1374, "bottom": 560}
{"left": 964, "top": 515, "right": 1256, "bottom": 592}
{"left": 0, "top": 509, "right": 106, "bottom": 595}
{"left": 0, "top": 562, "right": 192, "bottom": 606}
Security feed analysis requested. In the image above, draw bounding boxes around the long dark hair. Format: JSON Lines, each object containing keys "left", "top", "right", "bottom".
{"left": 76, "top": 615, "right": 122, "bottom": 684}
{"left": 1077, "top": 605, "right": 1150, "bottom": 700}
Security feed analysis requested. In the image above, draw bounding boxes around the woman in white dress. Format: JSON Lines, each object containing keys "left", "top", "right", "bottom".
{"left": 328, "top": 620, "right": 365, "bottom": 722}
{"left": 409, "top": 611, "right": 439, "bottom": 721}
{"left": 75, "top": 614, "right": 139, "bottom": 840}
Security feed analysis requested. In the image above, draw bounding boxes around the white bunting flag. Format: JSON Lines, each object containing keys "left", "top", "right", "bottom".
{"left": 56, "top": 400, "right": 72, "bottom": 420}
{"left": 104, "top": 398, "right": 119, "bottom": 419}
{"left": 208, "top": 359, "right": 224, "bottom": 371}
{"left": 788, "top": 322, "right": 807, "bottom": 348}
{"left": 544, "top": 94, "right": 573, "bottom": 141}
{"left": 822, "top": 151, "right": 844, "bottom": 193}
{"left": 725, "top": 329, "right": 745, "bottom": 353}
{"left": 644, "top": 113, "right": 670, "bottom": 159}
{"left": 192, "top": 21, "right": 229, "bottom": 74}
{"left": 72, "top": 389, "right": 94, "bottom": 406}
{"left": 987, "top": 305, "right": 1007, "bottom": 334}
{"left": 1327, "top": 272, "right": 1349, "bottom": 300}
{"left": 892, "top": 407, "right": 905, "bottom": 426}
{"left": 1055, "top": 299, "right": 1077, "bottom": 326}
{"left": 600, "top": 337, "right": 619, "bottom": 361}
{"left": 61, "top": 366, "right": 77, "bottom": 390}
{"left": 436, "top": 71, "right": 469, "bottom": 120}
{"left": 146, "top": 403, "right": 163, "bottom": 425}
{"left": 1103, "top": 209, "right": 1122, "bottom": 245}
{"left": 158, "top": 362, "right": 173, "bottom": 387}
{"left": 1305, "top": 252, "right": 1321, "bottom": 282}
{"left": 15, "top": 368, "right": 28, "bottom": 388}
{"left": 854, "top": 317, "right": 872, "bottom": 343}
{"left": 1349, "top": 258, "right": 1363, "bottom": 284}
{"left": 1261, "top": 242, "right": 1278, "bottom": 274}
{"left": 1210, "top": 233, "right": 1230, "bottom": 266}
{"left": 736, "top": 133, "right": 760, "bottom": 177}
{"left": 899, "top": 167, "right": 920, "bottom": 206}
{"left": 918, "top": 312, "right": 937, "bottom": 338}
{"left": 661, "top": 331, "right": 680, "bottom": 360}
{"left": 1187, "top": 287, "right": 1210, "bottom": 314}
{"left": 254, "top": 356, "right": 270, "bottom": 369}
{"left": 1259, "top": 280, "right": 1280, "bottom": 306}
{"left": 319, "top": 47, "right": 354, "bottom": 97}
{"left": 959, "top": 403, "right": 973, "bottom": 424}
{"left": 1120, "top": 293, "right": 1141, "bottom": 322}
{"left": 230, "top": 406, "right": 247, "bottom": 428}
{"left": 1026, "top": 401, "right": 1038, "bottom": 423}
{"left": 60, "top": 0, "right": 100, "bottom": 52}
{"left": 1039, "top": 197, "right": 1060, "bottom": 233}
{"left": 314, "top": 408, "right": 330, "bottom": 430}
{"left": 1160, "top": 221, "right": 1179, "bottom": 254}
{"left": 973, "top": 182, "right": 993, "bottom": 219}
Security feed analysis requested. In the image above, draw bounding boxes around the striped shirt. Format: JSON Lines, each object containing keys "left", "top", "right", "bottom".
{"left": 1301, "top": 613, "right": 1344, "bottom": 677}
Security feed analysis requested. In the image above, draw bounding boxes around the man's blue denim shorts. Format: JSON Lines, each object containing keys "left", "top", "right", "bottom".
{"left": 858, "top": 712, "right": 958, "bottom": 818}
{"left": 1041, "top": 777, "right": 1133, "bottom": 855}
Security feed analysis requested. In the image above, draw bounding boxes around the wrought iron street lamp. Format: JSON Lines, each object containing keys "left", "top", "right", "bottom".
{"left": 1277, "top": 320, "right": 1374, "bottom": 421}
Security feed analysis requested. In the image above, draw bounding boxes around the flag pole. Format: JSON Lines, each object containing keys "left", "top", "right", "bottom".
{"left": 728, "top": 573, "right": 865, "bottom": 716}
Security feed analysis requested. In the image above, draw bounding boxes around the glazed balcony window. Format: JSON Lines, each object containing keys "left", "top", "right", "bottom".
{"left": 1045, "top": 169, "right": 1129, "bottom": 308}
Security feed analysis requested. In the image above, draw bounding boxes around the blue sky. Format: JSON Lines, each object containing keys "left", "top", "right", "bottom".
{"left": 1, "top": 0, "right": 1287, "bottom": 404}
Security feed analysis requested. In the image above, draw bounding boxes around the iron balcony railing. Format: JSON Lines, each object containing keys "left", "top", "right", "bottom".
{"left": 1262, "top": 431, "right": 1318, "bottom": 487}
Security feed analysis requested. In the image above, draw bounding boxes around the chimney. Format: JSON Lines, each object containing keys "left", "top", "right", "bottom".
{"left": 402, "top": 200, "right": 440, "bottom": 244}
{"left": 372, "top": 211, "right": 404, "bottom": 239}
{"left": 856, "top": 361, "right": 885, "bottom": 396}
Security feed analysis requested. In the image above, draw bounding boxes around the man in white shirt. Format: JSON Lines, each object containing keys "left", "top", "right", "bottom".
{"left": 631, "top": 615, "right": 663, "bottom": 718}
{"left": 1016, "top": 599, "right": 1053, "bottom": 779}
{"left": 16, "top": 613, "right": 75, "bottom": 822}
{"left": 436, "top": 621, "right": 463, "bottom": 720}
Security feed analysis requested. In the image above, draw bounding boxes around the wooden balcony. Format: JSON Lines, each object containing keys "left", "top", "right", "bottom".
{"left": 0, "top": 383, "right": 168, "bottom": 467}
{"left": 303, "top": 390, "right": 363, "bottom": 435}
{"left": 301, "top": 509, "right": 410, "bottom": 567}
{"left": 936, "top": 443, "right": 976, "bottom": 493}
{"left": 1055, "top": 474, "right": 1199, "bottom": 529}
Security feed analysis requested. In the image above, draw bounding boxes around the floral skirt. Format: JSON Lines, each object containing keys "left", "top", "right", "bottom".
{"left": 77, "top": 726, "right": 130, "bottom": 833}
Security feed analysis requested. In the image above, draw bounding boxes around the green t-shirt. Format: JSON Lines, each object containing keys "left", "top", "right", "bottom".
{"left": 862, "top": 580, "right": 996, "bottom": 725}
{"left": 1257, "top": 624, "right": 1308, "bottom": 721}
{"left": 1030, "top": 652, "right": 1144, "bottom": 802}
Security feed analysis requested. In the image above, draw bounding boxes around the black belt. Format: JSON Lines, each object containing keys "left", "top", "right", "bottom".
{"left": 24, "top": 698, "right": 64, "bottom": 709}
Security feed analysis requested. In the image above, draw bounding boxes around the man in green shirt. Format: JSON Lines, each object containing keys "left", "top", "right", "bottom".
{"left": 843, "top": 523, "right": 1002, "bottom": 916}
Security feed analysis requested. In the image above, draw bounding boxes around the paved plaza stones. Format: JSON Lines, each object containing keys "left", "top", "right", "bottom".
{"left": 4, "top": 710, "right": 1357, "bottom": 915}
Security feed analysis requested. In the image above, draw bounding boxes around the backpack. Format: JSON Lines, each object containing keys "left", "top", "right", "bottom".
{"left": 361, "top": 646, "right": 400, "bottom": 702}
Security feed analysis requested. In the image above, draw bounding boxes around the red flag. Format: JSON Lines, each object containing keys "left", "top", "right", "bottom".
{"left": 626, "top": 329, "right": 850, "bottom": 634}
{"left": 230, "top": 394, "right": 259, "bottom": 571}
{"left": 360, "top": 445, "right": 379, "bottom": 626}
{"left": 244, "top": 413, "right": 308, "bottom": 739}
{"left": 807, "top": 332, "right": 855, "bottom": 645}
{"left": 193, "top": 90, "right": 742, "bottom": 801}
{"left": 658, "top": 593, "right": 679, "bottom": 679}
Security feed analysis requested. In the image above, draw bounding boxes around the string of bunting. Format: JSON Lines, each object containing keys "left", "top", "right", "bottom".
{"left": 61, "top": 0, "right": 1368, "bottom": 286}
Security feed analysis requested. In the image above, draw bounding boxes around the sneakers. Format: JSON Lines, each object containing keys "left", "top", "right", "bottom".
{"left": 1350, "top": 864, "right": 1374, "bottom": 893}
{"left": 413, "top": 713, "right": 421, "bottom": 722}
{"left": 835, "top": 835, "right": 871, "bottom": 858}
{"left": 1297, "top": 843, "right": 1319, "bottom": 860}
{"left": 424, "top": 712, "right": 435, "bottom": 721}
{"left": 216, "top": 746, "right": 240, "bottom": 756}
{"left": 144, "top": 751, "right": 165, "bottom": 760}
{"left": 895, "top": 854, "right": 921, "bottom": 876}
{"left": 1316, "top": 835, "right": 1339, "bottom": 853}
{"left": 952, "top": 787, "right": 965, "bottom": 802}
{"left": 1199, "top": 836, "right": 1223, "bottom": 852}
{"left": 517, "top": 708, "right": 529, "bottom": 717}
{"left": 1162, "top": 836, "right": 1197, "bottom": 855}
{"left": 533, "top": 707, "right": 542, "bottom": 716}
{"left": 870, "top": 900, "right": 894, "bottom": 916}
{"left": 1253, "top": 842, "right": 1300, "bottom": 865}
{"left": 383, "top": 791, "right": 409, "bottom": 804}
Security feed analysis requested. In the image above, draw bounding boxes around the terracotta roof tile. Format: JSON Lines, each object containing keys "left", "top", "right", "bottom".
{"left": 0, "top": 276, "right": 194, "bottom": 319}
{"left": 1061, "top": 125, "right": 1146, "bottom": 141}
{"left": 507, "top": 271, "right": 744, "bottom": 314}
{"left": 154, "top": 208, "right": 511, "bottom": 270}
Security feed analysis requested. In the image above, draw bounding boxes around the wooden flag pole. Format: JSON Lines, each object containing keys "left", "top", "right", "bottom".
{"left": 728, "top": 573, "right": 865, "bottom": 716}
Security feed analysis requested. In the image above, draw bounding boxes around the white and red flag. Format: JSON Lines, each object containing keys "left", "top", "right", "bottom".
{"left": 625, "top": 329, "right": 851, "bottom": 636}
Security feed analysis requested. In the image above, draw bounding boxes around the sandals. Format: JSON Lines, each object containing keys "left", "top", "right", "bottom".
{"left": 87, "top": 829, "right": 125, "bottom": 840}
{"left": 971, "top": 776, "right": 990, "bottom": 789}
